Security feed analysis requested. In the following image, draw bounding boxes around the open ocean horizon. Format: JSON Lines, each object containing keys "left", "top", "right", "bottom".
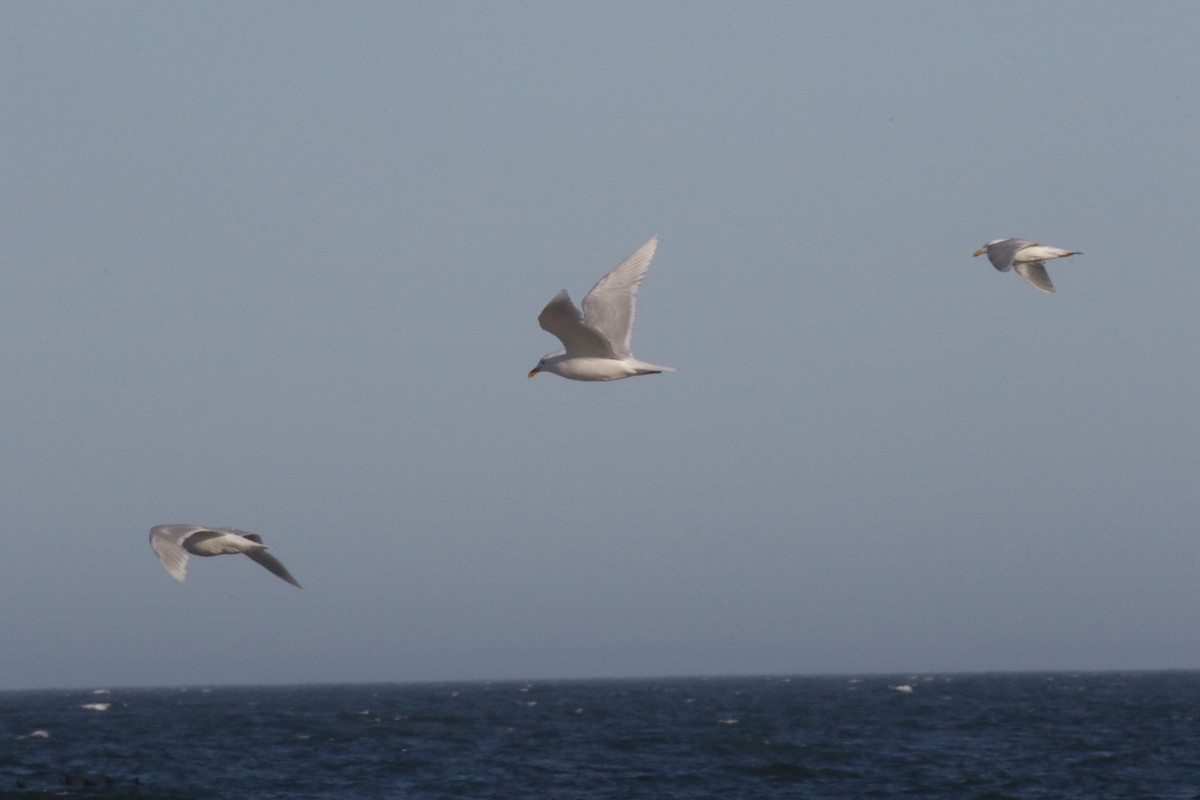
{"left": 3, "top": 671, "right": 1199, "bottom": 799}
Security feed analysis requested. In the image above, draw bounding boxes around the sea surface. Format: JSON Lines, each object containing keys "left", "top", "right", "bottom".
{"left": 2, "top": 672, "right": 1199, "bottom": 799}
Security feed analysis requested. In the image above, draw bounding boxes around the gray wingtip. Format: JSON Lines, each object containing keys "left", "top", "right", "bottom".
{"left": 246, "top": 549, "right": 303, "bottom": 588}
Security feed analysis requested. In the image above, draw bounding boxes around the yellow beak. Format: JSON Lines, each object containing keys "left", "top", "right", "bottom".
{"left": 972, "top": 248, "right": 986, "bottom": 257}
{"left": 528, "top": 367, "right": 540, "bottom": 378}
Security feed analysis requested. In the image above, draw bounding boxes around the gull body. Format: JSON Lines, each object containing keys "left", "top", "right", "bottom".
{"left": 972, "top": 238, "right": 1081, "bottom": 293}
{"left": 529, "top": 235, "right": 675, "bottom": 381}
{"left": 149, "top": 524, "right": 302, "bottom": 588}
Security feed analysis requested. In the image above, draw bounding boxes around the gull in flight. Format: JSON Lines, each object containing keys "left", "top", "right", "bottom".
{"left": 529, "top": 235, "right": 675, "bottom": 381}
{"left": 972, "top": 238, "right": 1081, "bottom": 293}
{"left": 149, "top": 525, "right": 302, "bottom": 588}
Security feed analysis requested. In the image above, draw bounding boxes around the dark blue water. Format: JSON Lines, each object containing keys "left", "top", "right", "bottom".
{"left": 3, "top": 672, "right": 1199, "bottom": 799}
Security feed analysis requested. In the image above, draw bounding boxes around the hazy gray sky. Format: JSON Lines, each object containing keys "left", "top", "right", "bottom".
{"left": 3, "top": 2, "right": 1199, "bottom": 690}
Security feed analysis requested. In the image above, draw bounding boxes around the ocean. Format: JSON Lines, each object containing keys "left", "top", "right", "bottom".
{"left": 2, "top": 672, "right": 1199, "bottom": 799}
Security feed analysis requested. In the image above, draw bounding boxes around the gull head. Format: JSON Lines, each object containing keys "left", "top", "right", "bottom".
{"left": 972, "top": 239, "right": 1004, "bottom": 257}
{"left": 528, "top": 351, "right": 567, "bottom": 378}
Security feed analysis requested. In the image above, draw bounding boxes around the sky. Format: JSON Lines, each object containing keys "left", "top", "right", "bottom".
{"left": 2, "top": 2, "right": 1199, "bottom": 690}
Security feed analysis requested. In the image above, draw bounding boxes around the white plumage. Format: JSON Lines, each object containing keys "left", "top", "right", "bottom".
{"left": 972, "top": 238, "right": 1081, "bottom": 293}
{"left": 149, "top": 525, "right": 302, "bottom": 588}
{"left": 529, "top": 236, "right": 675, "bottom": 381}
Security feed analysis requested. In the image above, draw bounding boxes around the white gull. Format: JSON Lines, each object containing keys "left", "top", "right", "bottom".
{"left": 972, "top": 238, "right": 1081, "bottom": 293}
{"left": 529, "top": 235, "right": 675, "bottom": 381}
{"left": 149, "top": 525, "right": 301, "bottom": 588}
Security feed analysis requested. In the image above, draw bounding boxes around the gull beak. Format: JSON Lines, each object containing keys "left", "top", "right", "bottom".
{"left": 528, "top": 367, "right": 540, "bottom": 378}
{"left": 972, "top": 248, "right": 987, "bottom": 257}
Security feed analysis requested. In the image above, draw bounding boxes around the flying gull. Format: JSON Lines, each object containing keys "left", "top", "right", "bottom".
{"left": 972, "top": 238, "right": 1081, "bottom": 293}
{"left": 149, "top": 525, "right": 302, "bottom": 588}
{"left": 529, "top": 235, "right": 675, "bottom": 381}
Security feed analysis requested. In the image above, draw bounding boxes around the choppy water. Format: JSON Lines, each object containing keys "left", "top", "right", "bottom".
{"left": 3, "top": 672, "right": 1199, "bottom": 799}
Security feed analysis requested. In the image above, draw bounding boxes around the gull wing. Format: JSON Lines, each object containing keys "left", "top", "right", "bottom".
{"left": 213, "top": 527, "right": 302, "bottom": 588}
{"left": 581, "top": 235, "right": 658, "bottom": 358}
{"left": 537, "top": 290, "right": 617, "bottom": 358}
{"left": 149, "top": 524, "right": 204, "bottom": 582}
{"left": 245, "top": 548, "right": 302, "bottom": 588}
{"left": 1014, "top": 261, "right": 1055, "bottom": 293}
{"left": 985, "top": 238, "right": 1031, "bottom": 272}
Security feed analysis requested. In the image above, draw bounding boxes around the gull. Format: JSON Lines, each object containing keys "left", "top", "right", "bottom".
{"left": 972, "top": 238, "right": 1081, "bottom": 293}
{"left": 149, "top": 525, "right": 302, "bottom": 588}
{"left": 529, "top": 235, "right": 675, "bottom": 381}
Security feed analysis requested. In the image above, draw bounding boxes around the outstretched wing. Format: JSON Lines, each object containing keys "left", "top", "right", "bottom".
{"left": 537, "top": 290, "right": 617, "bottom": 358}
{"left": 149, "top": 525, "right": 203, "bottom": 582}
{"left": 245, "top": 549, "right": 302, "bottom": 588}
{"left": 1014, "top": 261, "right": 1055, "bottom": 293}
{"left": 581, "top": 235, "right": 658, "bottom": 358}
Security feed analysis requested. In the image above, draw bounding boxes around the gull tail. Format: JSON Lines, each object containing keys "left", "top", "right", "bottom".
{"left": 631, "top": 361, "right": 676, "bottom": 376}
